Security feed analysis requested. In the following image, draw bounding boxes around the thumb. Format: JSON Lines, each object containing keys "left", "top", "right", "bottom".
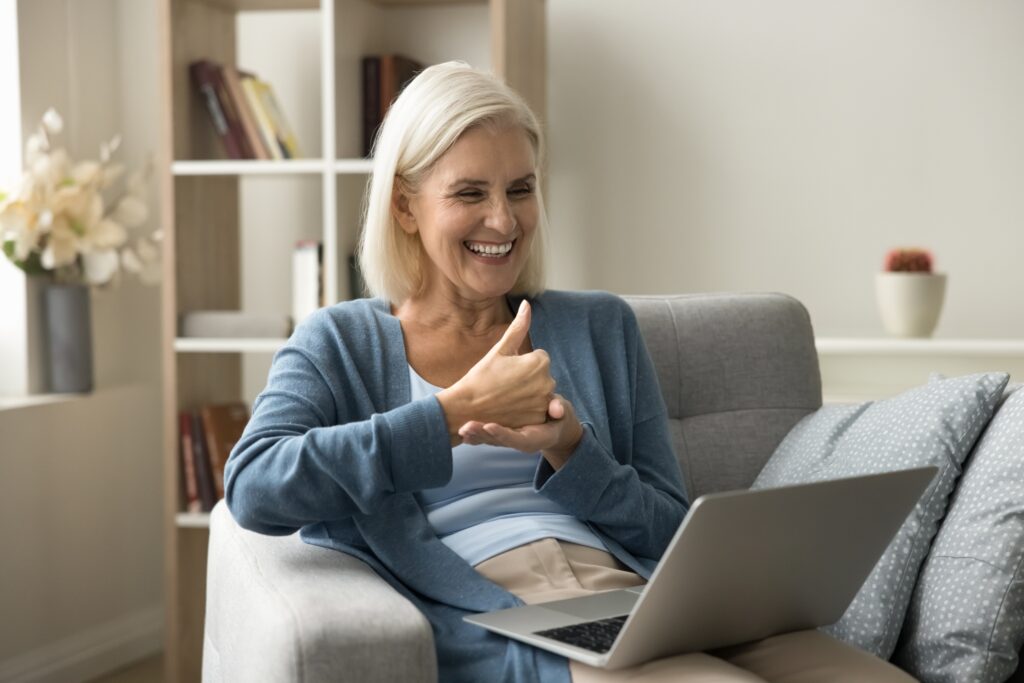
{"left": 492, "top": 300, "right": 531, "bottom": 356}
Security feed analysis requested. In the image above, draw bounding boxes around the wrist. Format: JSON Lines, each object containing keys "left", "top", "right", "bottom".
{"left": 542, "top": 422, "right": 584, "bottom": 470}
{"left": 436, "top": 386, "right": 472, "bottom": 444}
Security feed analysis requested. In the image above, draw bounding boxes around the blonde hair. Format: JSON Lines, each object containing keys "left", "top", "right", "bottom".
{"left": 357, "top": 61, "right": 547, "bottom": 303}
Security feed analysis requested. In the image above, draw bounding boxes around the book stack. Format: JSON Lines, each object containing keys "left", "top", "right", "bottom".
{"left": 190, "top": 59, "right": 302, "bottom": 160}
{"left": 178, "top": 402, "right": 250, "bottom": 513}
{"left": 361, "top": 54, "right": 424, "bottom": 157}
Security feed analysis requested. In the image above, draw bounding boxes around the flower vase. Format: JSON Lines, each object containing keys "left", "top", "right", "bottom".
{"left": 875, "top": 272, "right": 947, "bottom": 338}
{"left": 43, "top": 282, "right": 94, "bottom": 393}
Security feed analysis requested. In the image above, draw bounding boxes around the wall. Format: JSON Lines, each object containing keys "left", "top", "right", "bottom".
{"left": 0, "top": 0, "right": 164, "bottom": 680}
{"left": 545, "top": 0, "right": 1024, "bottom": 340}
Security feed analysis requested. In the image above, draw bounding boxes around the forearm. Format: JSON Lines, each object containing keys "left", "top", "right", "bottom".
{"left": 225, "top": 395, "right": 452, "bottom": 535}
{"left": 534, "top": 420, "right": 688, "bottom": 560}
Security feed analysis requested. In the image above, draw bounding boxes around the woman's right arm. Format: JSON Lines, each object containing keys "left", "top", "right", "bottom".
{"left": 223, "top": 343, "right": 453, "bottom": 536}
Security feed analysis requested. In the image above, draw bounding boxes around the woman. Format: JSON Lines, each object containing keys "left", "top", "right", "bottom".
{"left": 225, "top": 62, "right": 915, "bottom": 682}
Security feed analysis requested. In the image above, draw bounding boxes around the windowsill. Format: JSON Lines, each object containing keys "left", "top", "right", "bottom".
{"left": 0, "top": 392, "right": 90, "bottom": 412}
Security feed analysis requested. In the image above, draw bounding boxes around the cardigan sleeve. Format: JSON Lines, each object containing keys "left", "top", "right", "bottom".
{"left": 533, "top": 302, "right": 690, "bottom": 560}
{"left": 224, "top": 342, "right": 453, "bottom": 536}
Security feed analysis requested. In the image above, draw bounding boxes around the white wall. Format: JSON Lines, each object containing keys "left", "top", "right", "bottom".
{"left": 0, "top": 0, "right": 163, "bottom": 679}
{"left": 546, "top": 0, "right": 1024, "bottom": 339}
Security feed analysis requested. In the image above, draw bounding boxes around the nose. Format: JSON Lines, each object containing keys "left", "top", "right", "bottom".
{"left": 483, "top": 193, "right": 516, "bottom": 235}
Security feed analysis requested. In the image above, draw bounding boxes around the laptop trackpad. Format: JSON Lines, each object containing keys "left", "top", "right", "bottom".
{"left": 541, "top": 590, "right": 640, "bottom": 620}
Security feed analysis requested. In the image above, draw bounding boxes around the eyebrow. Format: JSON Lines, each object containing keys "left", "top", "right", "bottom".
{"left": 447, "top": 173, "right": 536, "bottom": 189}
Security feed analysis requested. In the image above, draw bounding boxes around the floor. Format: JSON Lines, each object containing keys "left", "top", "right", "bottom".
{"left": 86, "top": 654, "right": 163, "bottom": 683}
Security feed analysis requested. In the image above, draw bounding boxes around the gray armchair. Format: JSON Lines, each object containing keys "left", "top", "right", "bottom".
{"left": 202, "top": 293, "right": 833, "bottom": 682}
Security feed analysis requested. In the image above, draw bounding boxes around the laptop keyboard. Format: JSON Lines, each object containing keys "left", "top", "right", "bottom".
{"left": 534, "top": 614, "right": 628, "bottom": 653}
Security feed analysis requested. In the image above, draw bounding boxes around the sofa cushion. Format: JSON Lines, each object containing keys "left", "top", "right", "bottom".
{"left": 751, "top": 372, "right": 1010, "bottom": 660}
{"left": 892, "top": 384, "right": 1024, "bottom": 682}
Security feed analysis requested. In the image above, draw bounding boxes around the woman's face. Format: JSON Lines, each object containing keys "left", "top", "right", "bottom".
{"left": 395, "top": 123, "right": 539, "bottom": 303}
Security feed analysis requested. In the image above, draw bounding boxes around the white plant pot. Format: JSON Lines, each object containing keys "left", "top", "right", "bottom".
{"left": 875, "top": 272, "right": 947, "bottom": 338}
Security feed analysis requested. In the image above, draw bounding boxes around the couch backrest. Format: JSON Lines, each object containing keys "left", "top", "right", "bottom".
{"left": 624, "top": 293, "right": 823, "bottom": 500}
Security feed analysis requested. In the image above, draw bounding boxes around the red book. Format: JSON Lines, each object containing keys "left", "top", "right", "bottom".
{"left": 190, "top": 59, "right": 251, "bottom": 159}
{"left": 178, "top": 411, "right": 201, "bottom": 513}
{"left": 191, "top": 412, "right": 217, "bottom": 512}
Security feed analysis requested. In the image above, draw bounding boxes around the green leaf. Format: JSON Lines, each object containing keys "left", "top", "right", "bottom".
{"left": 3, "top": 240, "right": 48, "bottom": 276}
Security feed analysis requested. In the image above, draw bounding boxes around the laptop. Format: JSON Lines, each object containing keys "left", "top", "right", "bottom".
{"left": 465, "top": 466, "right": 937, "bottom": 670}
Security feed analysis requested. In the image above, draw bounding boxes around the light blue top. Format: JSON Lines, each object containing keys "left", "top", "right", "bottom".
{"left": 409, "top": 365, "right": 608, "bottom": 566}
{"left": 224, "top": 290, "right": 690, "bottom": 683}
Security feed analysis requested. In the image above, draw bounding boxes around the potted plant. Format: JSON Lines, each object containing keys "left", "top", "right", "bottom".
{"left": 875, "top": 248, "right": 947, "bottom": 338}
{"left": 0, "top": 108, "right": 161, "bottom": 393}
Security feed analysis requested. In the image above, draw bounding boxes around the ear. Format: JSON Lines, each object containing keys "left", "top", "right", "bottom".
{"left": 391, "top": 183, "right": 418, "bottom": 235}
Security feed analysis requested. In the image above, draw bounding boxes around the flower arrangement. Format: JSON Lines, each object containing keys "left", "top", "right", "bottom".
{"left": 883, "top": 248, "right": 933, "bottom": 273}
{"left": 0, "top": 108, "right": 161, "bottom": 286}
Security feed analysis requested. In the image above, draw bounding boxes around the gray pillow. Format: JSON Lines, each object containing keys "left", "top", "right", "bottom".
{"left": 892, "top": 384, "right": 1024, "bottom": 682}
{"left": 752, "top": 372, "right": 1010, "bottom": 660}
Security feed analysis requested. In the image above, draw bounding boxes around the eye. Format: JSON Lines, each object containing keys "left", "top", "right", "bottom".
{"left": 509, "top": 185, "right": 534, "bottom": 198}
{"left": 457, "top": 190, "right": 484, "bottom": 200}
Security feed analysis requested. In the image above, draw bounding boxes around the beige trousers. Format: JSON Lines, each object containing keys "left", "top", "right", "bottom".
{"left": 474, "top": 539, "right": 917, "bottom": 683}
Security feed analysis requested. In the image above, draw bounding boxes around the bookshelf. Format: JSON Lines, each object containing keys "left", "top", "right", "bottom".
{"left": 157, "top": 0, "right": 546, "bottom": 680}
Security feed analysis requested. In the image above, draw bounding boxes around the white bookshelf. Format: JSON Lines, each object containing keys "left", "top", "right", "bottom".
{"left": 817, "top": 337, "right": 1024, "bottom": 356}
{"left": 159, "top": 0, "right": 546, "bottom": 678}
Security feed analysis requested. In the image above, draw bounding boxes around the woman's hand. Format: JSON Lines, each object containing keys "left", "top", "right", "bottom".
{"left": 436, "top": 301, "right": 555, "bottom": 443}
{"left": 457, "top": 394, "right": 584, "bottom": 471}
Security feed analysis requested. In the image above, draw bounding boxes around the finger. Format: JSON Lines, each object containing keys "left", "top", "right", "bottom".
{"left": 491, "top": 299, "right": 531, "bottom": 357}
{"left": 458, "top": 421, "right": 486, "bottom": 439}
{"left": 547, "top": 397, "right": 565, "bottom": 420}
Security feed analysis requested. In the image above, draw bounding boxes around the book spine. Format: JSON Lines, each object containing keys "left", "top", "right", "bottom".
{"left": 191, "top": 411, "right": 217, "bottom": 512}
{"left": 189, "top": 60, "right": 246, "bottom": 160}
{"left": 241, "top": 76, "right": 284, "bottom": 160}
{"left": 222, "top": 66, "right": 270, "bottom": 160}
{"left": 178, "top": 411, "right": 201, "bottom": 514}
{"left": 292, "top": 240, "right": 322, "bottom": 325}
{"left": 258, "top": 81, "right": 302, "bottom": 159}
{"left": 201, "top": 406, "right": 227, "bottom": 500}
{"left": 362, "top": 56, "right": 380, "bottom": 157}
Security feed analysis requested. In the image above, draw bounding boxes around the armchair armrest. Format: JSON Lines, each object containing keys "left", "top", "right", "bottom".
{"left": 203, "top": 501, "right": 437, "bottom": 682}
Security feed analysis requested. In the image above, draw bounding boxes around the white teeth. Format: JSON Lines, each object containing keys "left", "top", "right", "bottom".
{"left": 465, "top": 240, "right": 513, "bottom": 256}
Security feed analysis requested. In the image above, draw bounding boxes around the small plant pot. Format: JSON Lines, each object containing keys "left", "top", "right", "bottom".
{"left": 875, "top": 272, "right": 947, "bottom": 338}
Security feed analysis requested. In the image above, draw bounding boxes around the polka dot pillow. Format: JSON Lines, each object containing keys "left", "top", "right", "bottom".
{"left": 891, "top": 384, "right": 1024, "bottom": 683}
{"left": 752, "top": 372, "right": 1010, "bottom": 660}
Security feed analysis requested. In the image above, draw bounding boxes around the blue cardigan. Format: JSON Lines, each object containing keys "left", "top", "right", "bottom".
{"left": 224, "top": 290, "right": 690, "bottom": 682}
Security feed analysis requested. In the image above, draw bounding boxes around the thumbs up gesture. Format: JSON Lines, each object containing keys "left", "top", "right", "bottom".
{"left": 436, "top": 300, "right": 555, "bottom": 441}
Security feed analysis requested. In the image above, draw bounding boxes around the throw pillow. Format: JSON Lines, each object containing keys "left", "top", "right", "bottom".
{"left": 892, "top": 384, "right": 1024, "bottom": 683}
{"left": 751, "top": 372, "right": 1010, "bottom": 660}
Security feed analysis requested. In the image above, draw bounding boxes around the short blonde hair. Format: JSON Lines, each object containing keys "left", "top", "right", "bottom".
{"left": 357, "top": 61, "right": 547, "bottom": 303}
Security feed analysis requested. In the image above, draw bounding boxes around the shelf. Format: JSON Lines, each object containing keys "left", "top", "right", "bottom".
{"left": 333, "top": 158, "right": 375, "bottom": 174}
{"left": 192, "top": 0, "right": 320, "bottom": 11}
{"left": 171, "top": 159, "right": 327, "bottom": 176}
{"left": 815, "top": 338, "right": 1024, "bottom": 356}
{"left": 175, "top": 337, "right": 287, "bottom": 353}
{"left": 176, "top": 512, "right": 212, "bottom": 529}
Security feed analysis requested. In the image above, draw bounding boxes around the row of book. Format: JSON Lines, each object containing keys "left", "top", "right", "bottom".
{"left": 178, "top": 402, "right": 250, "bottom": 513}
{"left": 191, "top": 59, "right": 302, "bottom": 160}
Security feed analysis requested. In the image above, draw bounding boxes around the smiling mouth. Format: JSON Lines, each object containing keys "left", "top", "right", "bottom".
{"left": 463, "top": 238, "right": 516, "bottom": 259}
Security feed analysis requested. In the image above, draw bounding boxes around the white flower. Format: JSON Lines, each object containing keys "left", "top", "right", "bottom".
{"left": 82, "top": 249, "right": 120, "bottom": 285}
{"left": 111, "top": 195, "right": 148, "bottom": 228}
{"left": 41, "top": 215, "right": 80, "bottom": 268}
{"left": 42, "top": 108, "right": 63, "bottom": 135}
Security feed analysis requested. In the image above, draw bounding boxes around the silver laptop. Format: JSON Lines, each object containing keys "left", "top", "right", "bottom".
{"left": 465, "top": 466, "right": 937, "bottom": 670}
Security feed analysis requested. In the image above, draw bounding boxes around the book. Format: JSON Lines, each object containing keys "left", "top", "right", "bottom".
{"left": 200, "top": 402, "right": 250, "bottom": 501}
{"left": 240, "top": 75, "right": 284, "bottom": 160}
{"left": 179, "top": 310, "right": 292, "bottom": 338}
{"left": 190, "top": 59, "right": 252, "bottom": 159}
{"left": 362, "top": 54, "right": 423, "bottom": 157}
{"left": 254, "top": 79, "right": 302, "bottom": 159}
{"left": 361, "top": 56, "right": 380, "bottom": 157}
{"left": 292, "top": 240, "right": 322, "bottom": 325}
{"left": 221, "top": 65, "right": 271, "bottom": 160}
{"left": 178, "top": 411, "right": 202, "bottom": 513}
{"left": 191, "top": 411, "right": 217, "bottom": 512}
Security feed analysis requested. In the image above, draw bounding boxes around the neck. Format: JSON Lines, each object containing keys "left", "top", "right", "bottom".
{"left": 394, "top": 289, "right": 514, "bottom": 336}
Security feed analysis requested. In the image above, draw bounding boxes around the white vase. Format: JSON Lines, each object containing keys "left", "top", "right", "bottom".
{"left": 875, "top": 272, "right": 947, "bottom": 338}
